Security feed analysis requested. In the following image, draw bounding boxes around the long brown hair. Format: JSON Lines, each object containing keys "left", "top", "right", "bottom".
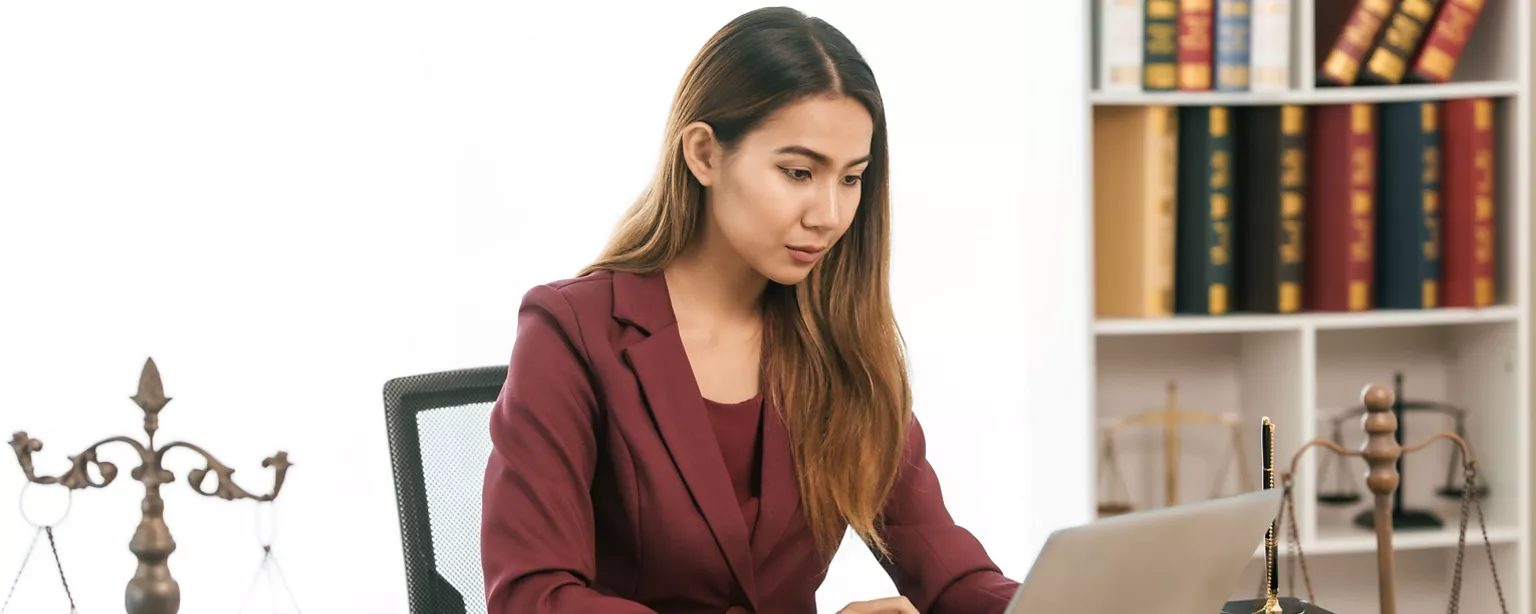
{"left": 579, "top": 7, "right": 909, "bottom": 560}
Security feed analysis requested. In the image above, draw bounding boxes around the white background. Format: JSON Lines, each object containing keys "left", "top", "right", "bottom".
{"left": 0, "top": 1, "right": 1092, "bottom": 612}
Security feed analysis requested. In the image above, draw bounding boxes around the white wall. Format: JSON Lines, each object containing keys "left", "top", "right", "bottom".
{"left": 0, "top": 1, "right": 1091, "bottom": 612}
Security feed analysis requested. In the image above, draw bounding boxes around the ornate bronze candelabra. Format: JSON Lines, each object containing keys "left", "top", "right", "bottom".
{"left": 1277, "top": 383, "right": 1506, "bottom": 614}
{"left": 8, "top": 358, "right": 291, "bottom": 614}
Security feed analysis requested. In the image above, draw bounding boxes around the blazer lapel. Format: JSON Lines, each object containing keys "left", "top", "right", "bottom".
{"left": 751, "top": 392, "right": 802, "bottom": 561}
{"left": 617, "top": 272, "right": 758, "bottom": 605}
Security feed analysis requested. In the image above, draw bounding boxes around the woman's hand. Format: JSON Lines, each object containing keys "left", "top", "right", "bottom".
{"left": 835, "top": 596, "right": 919, "bottom": 614}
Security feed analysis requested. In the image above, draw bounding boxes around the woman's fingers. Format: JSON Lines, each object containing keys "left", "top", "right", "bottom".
{"left": 835, "top": 596, "right": 919, "bottom": 614}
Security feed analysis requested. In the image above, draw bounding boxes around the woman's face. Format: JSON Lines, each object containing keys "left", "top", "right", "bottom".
{"left": 685, "top": 94, "right": 874, "bottom": 285}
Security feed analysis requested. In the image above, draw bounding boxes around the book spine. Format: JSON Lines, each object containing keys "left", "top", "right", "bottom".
{"left": 1214, "top": 0, "right": 1252, "bottom": 90}
{"left": 1238, "top": 106, "right": 1306, "bottom": 313}
{"left": 1145, "top": 0, "right": 1181, "bottom": 90}
{"left": 1178, "top": 0, "right": 1216, "bottom": 90}
{"left": 1249, "top": 0, "right": 1292, "bottom": 91}
{"left": 1176, "top": 106, "right": 1234, "bottom": 314}
{"left": 1149, "top": 107, "right": 1180, "bottom": 315}
{"left": 1306, "top": 104, "right": 1377, "bottom": 311}
{"left": 1277, "top": 105, "right": 1306, "bottom": 313}
{"left": 1359, "top": 0, "right": 1446, "bottom": 85}
{"left": 1422, "top": 104, "right": 1444, "bottom": 308}
{"left": 1440, "top": 98, "right": 1497, "bottom": 307}
{"left": 1100, "top": 0, "right": 1146, "bottom": 91}
{"left": 1318, "top": 0, "right": 1400, "bottom": 86}
{"left": 1406, "top": 0, "right": 1487, "bottom": 84}
{"left": 1376, "top": 101, "right": 1442, "bottom": 308}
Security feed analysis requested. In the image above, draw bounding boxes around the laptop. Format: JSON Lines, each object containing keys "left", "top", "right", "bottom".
{"left": 1004, "top": 488, "right": 1282, "bottom": 614}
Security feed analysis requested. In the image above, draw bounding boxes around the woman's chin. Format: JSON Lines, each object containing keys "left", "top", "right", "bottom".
{"left": 757, "top": 262, "right": 814, "bottom": 286}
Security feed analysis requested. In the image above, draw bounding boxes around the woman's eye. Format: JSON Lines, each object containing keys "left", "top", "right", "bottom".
{"left": 780, "top": 167, "right": 812, "bottom": 181}
{"left": 843, "top": 174, "right": 863, "bottom": 186}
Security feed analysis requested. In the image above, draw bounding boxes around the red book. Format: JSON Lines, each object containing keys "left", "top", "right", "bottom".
{"left": 1306, "top": 104, "right": 1377, "bottom": 311}
{"left": 1440, "top": 98, "right": 1497, "bottom": 307}
{"left": 1407, "top": 0, "right": 1488, "bottom": 83}
{"left": 1178, "top": 0, "right": 1215, "bottom": 90}
{"left": 1317, "top": 0, "right": 1400, "bottom": 86}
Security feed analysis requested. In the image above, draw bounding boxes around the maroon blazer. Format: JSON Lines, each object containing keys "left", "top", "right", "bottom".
{"left": 481, "top": 269, "right": 1019, "bottom": 613}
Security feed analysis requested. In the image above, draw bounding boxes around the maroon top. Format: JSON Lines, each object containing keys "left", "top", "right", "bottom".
{"left": 703, "top": 394, "right": 764, "bottom": 541}
{"left": 481, "top": 269, "right": 1020, "bottom": 614}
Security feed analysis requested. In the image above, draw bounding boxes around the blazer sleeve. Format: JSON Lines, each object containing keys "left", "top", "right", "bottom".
{"left": 876, "top": 417, "right": 1021, "bottom": 614}
{"left": 481, "top": 284, "right": 658, "bottom": 614}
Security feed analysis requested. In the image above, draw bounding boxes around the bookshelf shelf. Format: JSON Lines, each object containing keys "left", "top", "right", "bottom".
{"left": 1090, "top": 80, "right": 1522, "bottom": 106}
{"left": 1085, "top": 0, "right": 1530, "bottom": 612}
{"left": 1095, "top": 306, "right": 1521, "bottom": 336}
{"left": 1308, "top": 524, "right": 1521, "bottom": 555}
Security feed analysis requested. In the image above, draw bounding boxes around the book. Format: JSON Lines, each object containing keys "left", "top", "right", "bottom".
{"left": 1359, "top": 0, "right": 1446, "bottom": 85}
{"left": 1406, "top": 0, "right": 1488, "bottom": 83}
{"left": 1249, "top": 0, "right": 1292, "bottom": 92}
{"left": 1099, "top": 0, "right": 1145, "bottom": 92}
{"left": 1145, "top": 0, "right": 1181, "bottom": 90}
{"left": 1178, "top": 0, "right": 1216, "bottom": 90}
{"left": 1094, "top": 107, "right": 1180, "bottom": 317}
{"left": 1214, "top": 0, "right": 1252, "bottom": 91}
{"left": 1376, "top": 101, "right": 1442, "bottom": 308}
{"left": 1440, "top": 98, "right": 1497, "bottom": 307}
{"left": 1306, "top": 104, "right": 1377, "bottom": 311}
{"left": 1176, "top": 106, "right": 1235, "bottom": 315}
{"left": 1317, "top": 0, "right": 1401, "bottom": 86}
{"left": 1238, "top": 106, "right": 1306, "bottom": 313}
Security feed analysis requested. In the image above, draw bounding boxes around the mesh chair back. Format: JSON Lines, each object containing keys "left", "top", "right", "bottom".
{"left": 383, "top": 366, "right": 506, "bottom": 614}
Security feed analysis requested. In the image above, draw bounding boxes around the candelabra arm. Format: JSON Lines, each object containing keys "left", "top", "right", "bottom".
{"left": 10, "top": 431, "right": 150, "bottom": 490}
{"left": 155, "top": 441, "right": 290, "bottom": 502}
{"left": 1285, "top": 437, "right": 1360, "bottom": 482}
{"left": 1402, "top": 431, "right": 1473, "bottom": 464}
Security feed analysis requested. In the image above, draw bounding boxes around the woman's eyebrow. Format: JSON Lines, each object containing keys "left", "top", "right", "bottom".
{"left": 775, "top": 145, "right": 870, "bottom": 168}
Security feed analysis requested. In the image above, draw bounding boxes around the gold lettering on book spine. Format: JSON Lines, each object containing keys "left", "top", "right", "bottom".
{"left": 1474, "top": 99, "right": 1492, "bottom": 129}
{"left": 1367, "top": 9, "right": 1423, "bottom": 82}
{"left": 1279, "top": 107, "right": 1304, "bottom": 314}
{"left": 1473, "top": 138, "right": 1494, "bottom": 305}
{"left": 1403, "top": 0, "right": 1436, "bottom": 20}
{"left": 1208, "top": 107, "right": 1230, "bottom": 315}
{"left": 1424, "top": 189, "right": 1441, "bottom": 308}
{"left": 1324, "top": 0, "right": 1393, "bottom": 83}
{"left": 1178, "top": 4, "right": 1212, "bottom": 90}
{"left": 1347, "top": 106, "right": 1374, "bottom": 311}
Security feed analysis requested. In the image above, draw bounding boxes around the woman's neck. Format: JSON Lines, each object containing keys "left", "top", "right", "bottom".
{"left": 664, "top": 236, "right": 767, "bottom": 329}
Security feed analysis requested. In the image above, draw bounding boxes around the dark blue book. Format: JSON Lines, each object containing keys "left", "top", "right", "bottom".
{"left": 1214, "top": 0, "right": 1252, "bottom": 91}
{"left": 1176, "top": 106, "right": 1236, "bottom": 315}
{"left": 1376, "top": 101, "right": 1442, "bottom": 309}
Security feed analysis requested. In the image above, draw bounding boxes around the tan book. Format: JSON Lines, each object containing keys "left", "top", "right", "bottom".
{"left": 1094, "top": 106, "right": 1179, "bottom": 318}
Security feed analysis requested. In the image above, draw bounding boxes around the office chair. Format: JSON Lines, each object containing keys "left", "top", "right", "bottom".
{"left": 382, "top": 365, "right": 507, "bottom": 614}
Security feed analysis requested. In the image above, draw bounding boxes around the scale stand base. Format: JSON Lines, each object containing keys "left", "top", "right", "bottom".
{"left": 1353, "top": 507, "right": 1443, "bottom": 531}
{"left": 1221, "top": 596, "right": 1335, "bottom": 613}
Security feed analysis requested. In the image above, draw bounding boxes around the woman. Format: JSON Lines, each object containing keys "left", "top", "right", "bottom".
{"left": 481, "top": 7, "right": 1020, "bottom": 613}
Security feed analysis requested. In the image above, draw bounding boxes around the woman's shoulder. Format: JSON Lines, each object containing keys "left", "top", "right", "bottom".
{"left": 518, "top": 269, "right": 617, "bottom": 319}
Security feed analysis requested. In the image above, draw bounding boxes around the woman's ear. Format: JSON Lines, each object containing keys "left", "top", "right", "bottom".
{"left": 681, "top": 121, "right": 720, "bottom": 187}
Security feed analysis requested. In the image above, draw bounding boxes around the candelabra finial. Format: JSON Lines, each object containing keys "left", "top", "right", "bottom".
{"left": 10, "top": 357, "right": 291, "bottom": 614}
{"left": 131, "top": 358, "right": 171, "bottom": 441}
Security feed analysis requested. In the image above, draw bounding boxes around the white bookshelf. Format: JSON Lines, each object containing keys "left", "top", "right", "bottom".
{"left": 1086, "top": 1, "right": 1531, "bottom": 613}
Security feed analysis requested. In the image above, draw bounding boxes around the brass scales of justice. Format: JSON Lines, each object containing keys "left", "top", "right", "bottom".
{"left": 6, "top": 358, "right": 293, "bottom": 614}
{"left": 1220, "top": 383, "right": 1508, "bottom": 614}
{"left": 1313, "top": 372, "right": 1488, "bottom": 530}
{"left": 1096, "top": 381, "right": 1255, "bottom": 516}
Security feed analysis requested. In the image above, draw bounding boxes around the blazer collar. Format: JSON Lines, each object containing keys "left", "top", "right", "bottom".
{"left": 610, "top": 267, "right": 803, "bottom": 607}
{"left": 611, "top": 268, "right": 674, "bottom": 335}
{"left": 613, "top": 268, "right": 758, "bottom": 603}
